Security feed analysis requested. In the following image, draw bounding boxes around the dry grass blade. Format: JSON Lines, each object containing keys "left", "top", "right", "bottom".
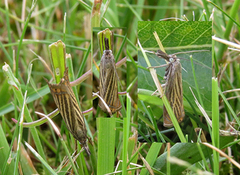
{"left": 203, "top": 143, "right": 240, "bottom": 169}
{"left": 139, "top": 153, "right": 154, "bottom": 175}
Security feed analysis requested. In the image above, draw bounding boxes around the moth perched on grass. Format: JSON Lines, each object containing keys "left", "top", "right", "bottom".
{"left": 156, "top": 50, "right": 185, "bottom": 127}
{"left": 45, "top": 68, "right": 90, "bottom": 155}
{"left": 98, "top": 38, "right": 122, "bottom": 115}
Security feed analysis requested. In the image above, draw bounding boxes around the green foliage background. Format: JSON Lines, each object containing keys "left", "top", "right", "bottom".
{"left": 0, "top": 0, "right": 240, "bottom": 175}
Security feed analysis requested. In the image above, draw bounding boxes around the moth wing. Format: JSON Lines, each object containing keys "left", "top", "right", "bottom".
{"left": 99, "top": 54, "right": 122, "bottom": 114}
{"left": 46, "top": 69, "right": 88, "bottom": 145}
{"left": 163, "top": 61, "right": 185, "bottom": 127}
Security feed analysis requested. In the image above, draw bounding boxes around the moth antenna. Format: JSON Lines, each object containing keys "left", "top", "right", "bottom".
{"left": 144, "top": 50, "right": 155, "bottom": 54}
{"left": 182, "top": 66, "right": 187, "bottom": 73}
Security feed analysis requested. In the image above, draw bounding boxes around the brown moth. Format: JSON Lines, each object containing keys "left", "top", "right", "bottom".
{"left": 156, "top": 50, "right": 185, "bottom": 127}
{"left": 45, "top": 68, "right": 90, "bottom": 155}
{"left": 98, "top": 38, "right": 122, "bottom": 114}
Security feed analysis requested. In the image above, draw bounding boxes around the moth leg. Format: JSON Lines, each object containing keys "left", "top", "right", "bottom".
{"left": 148, "top": 63, "right": 169, "bottom": 69}
{"left": 161, "top": 83, "right": 166, "bottom": 88}
{"left": 151, "top": 89, "right": 159, "bottom": 96}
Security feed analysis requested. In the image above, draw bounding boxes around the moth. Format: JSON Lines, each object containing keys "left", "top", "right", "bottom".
{"left": 156, "top": 50, "right": 185, "bottom": 127}
{"left": 46, "top": 68, "right": 90, "bottom": 155}
{"left": 98, "top": 38, "right": 122, "bottom": 114}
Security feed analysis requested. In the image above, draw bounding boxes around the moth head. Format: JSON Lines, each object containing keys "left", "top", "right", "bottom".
{"left": 103, "top": 50, "right": 112, "bottom": 57}
{"left": 169, "top": 57, "right": 174, "bottom": 62}
{"left": 169, "top": 54, "right": 178, "bottom": 62}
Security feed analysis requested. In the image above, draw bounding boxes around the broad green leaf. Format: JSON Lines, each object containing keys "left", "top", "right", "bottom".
{"left": 153, "top": 143, "right": 212, "bottom": 174}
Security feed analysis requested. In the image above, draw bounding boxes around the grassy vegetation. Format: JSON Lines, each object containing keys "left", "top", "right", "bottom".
{"left": 0, "top": 0, "right": 240, "bottom": 174}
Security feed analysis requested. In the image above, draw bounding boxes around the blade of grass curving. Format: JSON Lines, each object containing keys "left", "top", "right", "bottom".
{"left": 127, "top": 49, "right": 138, "bottom": 69}
{"left": 140, "top": 142, "right": 162, "bottom": 175}
{"left": 25, "top": 142, "right": 57, "bottom": 174}
{"left": 218, "top": 88, "right": 240, "bottom": 126}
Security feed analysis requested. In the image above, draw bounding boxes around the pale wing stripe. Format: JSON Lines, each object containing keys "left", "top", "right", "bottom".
{"left": 68, "top": 83, "right": 85, "bottom": 126}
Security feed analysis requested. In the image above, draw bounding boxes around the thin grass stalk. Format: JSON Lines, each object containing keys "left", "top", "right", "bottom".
{"left": 122, "top": 93, "right": 131, "bottom": 175}
{"left": 66, "top": 54, "right": 78, "bottom": 101}
{"left": 14, "top": 91, "right": 27, "bottom": 175}
{"left": 126, "top": 50, "right": 138, "bottom": 69}
{"left": 180, "top": 0, "right": 183, "bottom": 17}
{"left": 212, "top": 78, "right": 219, "bottom": 175}
{"left": 197, "top": 143, "right": 211, "bottom": 172}
{"left": 139, "top": 101, "right": 155, "bottom": 130}
{"left": 60, "top": 140, "right": 80, "bottom": 175}
{"left": 4, "top": 2, "right": 13, "bottom": 65}
{"left": 190, "top": 55, "right": 205, "bottom": 109}
{"left": 76, "top": 44, "right": 91, "bottom": 78}
{"left": 36, "top": 129, "right": 57, "bottom": 154}
{"left": 218, "top": 88, "right": 240, "bottom": 125}
{"left": 147, "top": 107, "right": 165, "bottom": 143}
{"left": 115, "top": 34, "right": 127, "bottom": 62}
{"left": 25, "top": 142, "right": 57, "bottom": 174}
